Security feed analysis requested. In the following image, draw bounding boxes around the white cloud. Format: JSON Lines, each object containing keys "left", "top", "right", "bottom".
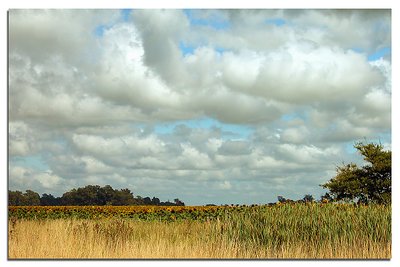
{"left": 33, "top": 171, "right": 63, "bottom": 189}
{"left": 9, "top": 9, "right": 120, "bottom": 65}
{"left": 9, "top": 122, "right": 33, "bottom": 156}
{"left": 221, "top": 50, "right": 264, "bottom": 91}
{"left": 9, "top": 166, "right": 65, "bottom": 191}
{"left": 217, "top": 140, "right": 252, "bottom": 155}
{"left": 276, "top": 144, "right": 340, "bottom": 165}
{"left": 81, "top": 156, "right": 113, "bottom": 174}
{"left": 251, "top": 44, "right": 383, "bottom": 104}
{"left": 132, "top": 9, "right": 189, "bottom": 85}
{"left": 280, "top": 125, "right": 310, "bottom": 144}
{"left": 72, "top": 133, "right": 166, "bottom": 159}
{"left": 206, "top": 138, "right": 223, "bottom": 153}
{"left": 248, "top": 150, "right": 286, "bottom": 170}
{"left": 178, "top": 143, "right": 213, "bottom": 169}
{"left": 217, "top": 181, "right": 232, "bottom": 190}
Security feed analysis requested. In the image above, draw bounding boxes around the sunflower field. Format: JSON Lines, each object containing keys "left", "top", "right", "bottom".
{"left": 8, "top": 204, "right": 238, "bottom": 221}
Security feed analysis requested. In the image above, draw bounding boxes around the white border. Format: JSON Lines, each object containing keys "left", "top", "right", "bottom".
{"left": 1, "top": 1, "right": 398, "bottom": 267}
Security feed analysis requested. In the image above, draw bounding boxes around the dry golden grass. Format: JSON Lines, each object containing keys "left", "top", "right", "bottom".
{"left": 8, "top": 217, "right": 391, "bottom": 259}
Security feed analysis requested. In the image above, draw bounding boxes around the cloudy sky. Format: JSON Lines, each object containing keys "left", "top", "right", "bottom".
{"left": 8, "top": 9, "right": 391, "bottom": 205}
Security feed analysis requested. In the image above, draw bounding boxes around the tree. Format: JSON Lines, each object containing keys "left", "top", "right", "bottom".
{"left": 112, "top": 188, "right": 135, "bottom": 205}
{"left": 302, "top": 194, "right": 314, "bottom": 203}
{"left": 61, "top": 185, "right": 101, "bottom": 205}
{"left": 151, "top": 197, "right": 160, "bottom": 205}
{"left": 322, "top": 141, "right": 391, "bottom": 204}
{"left": 40, "top": 193, "right": 61, "bottom": 206}
{"left": 277, "top": 196, "right": 286, "bottom": 203}
{"left": 143, "top": 197, "right": 152, "bottom": 205}
{"left": 319, "top": 192, "right": 333, "bottom": 203}
{"left": 174, "top": 198, "right": 185, "bottom": 206}
{"left": 101, "top": 185, "right": 116, "bottom": 205}
{"left": 8, "top": 190, "right": 41, "bottom": 205}
{"left": 8, "top": 190, "right": 25, "bottom": 206}
{"left": 24, "top": 190, "right": 41, "bottom": 205}
{"left": 9, "top": 184, "right": 185, "bottom": 206}
{"left": 79, "top": 185, "right": 103, "bottom": 205}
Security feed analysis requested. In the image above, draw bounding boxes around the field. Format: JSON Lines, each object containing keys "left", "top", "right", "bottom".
{"left": 8, "top": 203, "right": 391, "bottom": 259}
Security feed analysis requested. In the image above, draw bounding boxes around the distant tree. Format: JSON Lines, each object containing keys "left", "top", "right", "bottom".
{"left": 61, "top": 189, "right": 79, "bottom": 205}
{"left": 143, "top": 197, "right": 152, "bottom": 205}
{"left": 81, "top": 185, "right": 103, "bottom": 205}
{"left": 61, "top": 185, "right": 102, "bottom": 205}
{"left": 8, "top": 190, "right": 24, "bottom": 206}
{"left": 151, "top": 197, "right": 160, "bottom": 205}
{"left": 24, "top": 190, "right": 41, "bottom": 205}
{"left": 319, "top": 192, "right": 333, "bottom": 203}
{"left": 285, "top": 199, "right": 294, "bottom": 204}
{"left": 174, "top": 198, "right": 185, "bottom": 206}
{"left": 322, "top": 141, "right": 391, "bottom": 204}
{"left": 100, "top": 185, "right": 116, "bottom": 205}
{"left": 62, "top": 186, "right": 90, "bottom": 205}
{"left": 302, "top": 194, "right": 314, "bottom": 203}
{"left": 9, "top": 184, "right": 185, "bottom": 206}
{"left": 160, "top": 199, "right": 177, "bottom": 206}
{"left": 112, "top": 188, "right": 135, "bottom": 205}
{"left": 277, "top": 196, "right": 286, "bottom": 203}
{"left": 8, "top": 190, "right": 40, "bottom": 205}
{"left": 40, "top": 193, "right": 61, "bottom": 206}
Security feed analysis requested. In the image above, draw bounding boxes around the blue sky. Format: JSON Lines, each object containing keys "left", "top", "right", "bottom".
{"left": 265, "top": 18, "right": 286, "bottom": 26}
{"left": 153, "top": 117, "right": 253, "bottom": 139}
{"left": 8, "top": 9, "right": 391, "bottom": 205}
{"left": 368, "top": 47, "right": 391, "bottom": 61}
{"left": 184, "top": 9, "right": 231, "bottom": 30}
{"left": 12, "top": 155, "right": 49, "bottom": 171}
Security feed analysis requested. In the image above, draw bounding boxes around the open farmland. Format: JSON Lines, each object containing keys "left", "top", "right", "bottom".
{"left": 8, "top": 203, "right": 391, "bottom": 259}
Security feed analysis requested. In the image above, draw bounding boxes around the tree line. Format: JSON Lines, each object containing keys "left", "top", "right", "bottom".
{"left": 8, "top": 184, "right": 185, "bottom": 206}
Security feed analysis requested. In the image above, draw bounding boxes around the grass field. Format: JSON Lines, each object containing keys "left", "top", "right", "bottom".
{"left": 8, "top": 203, "right": 391, "bottom": 259}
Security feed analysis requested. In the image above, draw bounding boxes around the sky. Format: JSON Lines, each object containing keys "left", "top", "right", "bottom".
{"left": 8, "top": 9, "right": 392, "bottom": 205}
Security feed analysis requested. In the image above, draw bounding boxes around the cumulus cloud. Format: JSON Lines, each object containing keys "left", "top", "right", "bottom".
{"left": 9, "top": 166, "right": 66, "bottom": 192}
{"left": 255, "top": 45, "right": 382, "bottom": 104}
{"left": 8, "top": 9, "right": 391, "bottom": 204}
{"left": 9, "top": 122, "right": 33, "bottom": 156}
{"left": 132, "top": 9, "right": 189, "bottom": 85}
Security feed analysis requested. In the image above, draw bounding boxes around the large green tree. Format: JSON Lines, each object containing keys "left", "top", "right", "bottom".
{"left": 322, "top": 141, "right": 391, "bottom": 204}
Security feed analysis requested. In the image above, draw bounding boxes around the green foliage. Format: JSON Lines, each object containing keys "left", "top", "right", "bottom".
{"left": 8, "top": 190, "right": 41, "bottom": 206}
{"left": 217, "top": 203, "right": 391, "bottom": 249}
{"left": 322, "top": 141, "right": 391, "bottom": 204}
{"left": 60, "top": 185, "right": 137, "bottom": 206}
{"left": 302, "top": 194, "right": 314, "bottom": 203}
{"left": 39, "top": 194, "right": 60, "bottom": 206}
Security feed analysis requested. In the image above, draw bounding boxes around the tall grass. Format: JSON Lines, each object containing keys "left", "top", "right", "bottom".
{"left": 8, "top": 204, "right": 391, "bottom": 259}
{"left": 213, "top": 203, "right": 391, "bottom": 258}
